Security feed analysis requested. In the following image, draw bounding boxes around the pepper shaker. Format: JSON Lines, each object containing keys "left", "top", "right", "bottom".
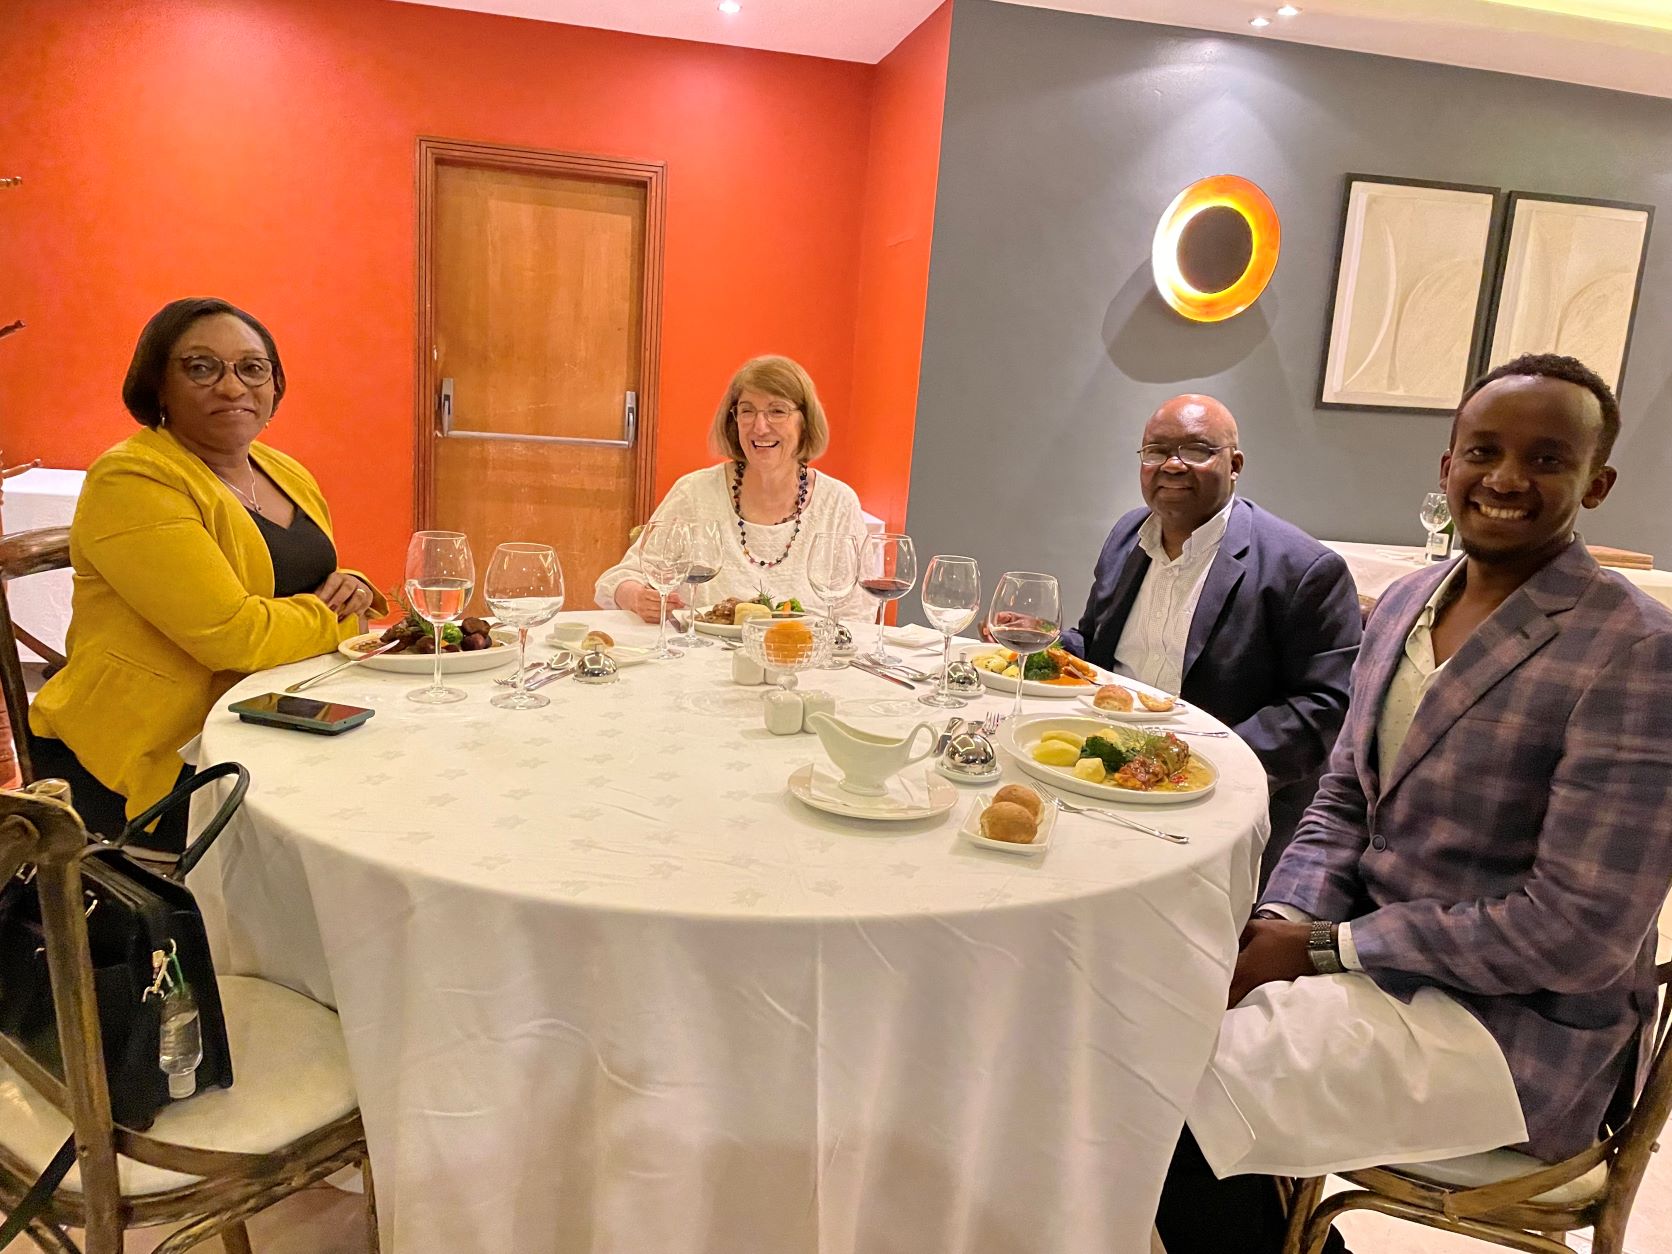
{"left": 763, "top": 689, "right": 805, "bottom": 735}
{"left": 799, "top": 691, "right": 835, "bottom": 733}
{"left": 732, "top": 651, "right": 766, "bottom": 685}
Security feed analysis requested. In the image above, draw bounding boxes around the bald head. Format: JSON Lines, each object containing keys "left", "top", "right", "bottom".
{"left": 1138, "top": 393, "right": 1244, "bottom": 551}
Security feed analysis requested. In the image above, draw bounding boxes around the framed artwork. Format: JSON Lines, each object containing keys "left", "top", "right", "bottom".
{"left": 1480, "top": 193, "right": 1653, "bottom": 398}
{"left": 1317, "top": 175, "right": 1500, "bottom": 413}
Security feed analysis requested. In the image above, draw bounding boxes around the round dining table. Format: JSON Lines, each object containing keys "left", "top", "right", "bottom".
{"left": 189, "top": 612, "right": 1269, "bottom": 1254}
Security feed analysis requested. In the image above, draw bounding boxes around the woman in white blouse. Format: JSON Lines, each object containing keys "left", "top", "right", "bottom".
{"left": 595, "top": 356, "right": 871, "bottom": 622}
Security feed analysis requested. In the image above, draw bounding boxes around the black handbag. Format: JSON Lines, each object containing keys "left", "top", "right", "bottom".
{"left": 0, "top": 762, "right": 250, "bottom": 1248}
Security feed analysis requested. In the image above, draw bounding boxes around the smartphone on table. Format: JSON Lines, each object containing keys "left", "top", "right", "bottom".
{"left": 227, "top": 693, "right": 375, "bottom": 735}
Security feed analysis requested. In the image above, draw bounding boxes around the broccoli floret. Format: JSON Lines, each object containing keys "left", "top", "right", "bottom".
{"left": 1079, "top": 733, "right": 1135, "bottom": 773}
{"left": 775, "top": 598, "right": 806, "bottom": 614}
{"left": 1023, "top": 651, "right": 1057, "bottom": 680}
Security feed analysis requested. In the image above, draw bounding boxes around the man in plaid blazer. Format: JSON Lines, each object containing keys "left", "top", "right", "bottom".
{"left": 1155, "top": 353, "right": 1672, "bottom": 1254}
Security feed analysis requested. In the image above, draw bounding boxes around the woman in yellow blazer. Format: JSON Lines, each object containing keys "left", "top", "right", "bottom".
{"left": 29, "top": 298, "right": 383, "bottom": 852}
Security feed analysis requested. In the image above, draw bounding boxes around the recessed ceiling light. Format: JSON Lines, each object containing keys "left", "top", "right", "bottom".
{"left": 1277, "top": 4, "right": 1301, "bottom": 14}
{"left": 718, "top": 0, "right": 741, "bottom": 12}
{"left": 1249, "top": 15, "right": 1272, "bottom": 27}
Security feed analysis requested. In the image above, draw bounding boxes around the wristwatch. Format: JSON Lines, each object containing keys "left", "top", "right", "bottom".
{"left": 1307, "top": 920, "right": 1345, "bottom": 975}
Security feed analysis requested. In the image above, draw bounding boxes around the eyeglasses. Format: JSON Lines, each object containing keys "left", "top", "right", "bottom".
{"left": 734, "top": 403, "right": 800, "bottom": 425}
{"left": 176, "top": 354, "right": 275, "bottom": 389}
{"left": 1138, "top": 442, "right": 1229, "bottom": 467}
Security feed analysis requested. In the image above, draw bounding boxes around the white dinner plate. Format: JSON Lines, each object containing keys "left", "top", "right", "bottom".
{"left": 1074, "top": 686, "right": 1186, "bottom": 722}
{"left": 694, "top": 612, "right": 805, "bottom": 640}
{"left": 338, "top": 632, "right": 516, "bottom": 674}
{"left": 959, "top": 645, "right": 1098, "bottom": 699}
{"left": 998, "top": 715, "right": 1218, "bottom": 806}
{"left": 959, "top": 793, "right": 1055, "bottom": 854}
{"left": 788, "top": 764, "right": 957, "bottom": 822}
{"left": 601, "top": 645, "right": 655, "bottom": 668}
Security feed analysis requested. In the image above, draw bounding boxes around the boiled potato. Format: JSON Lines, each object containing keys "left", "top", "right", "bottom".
{"left": 1002, "top": 665, "right": 1021, "bottom": 678}
{"left": 1042, "top": 730, "right": 1085, "bottom": 751}
{"left": 1031, "top": 741, "right": 1079, "bottom": 767}
{"left": 1073, "top": 757, "right": 1108, "bottom": 783}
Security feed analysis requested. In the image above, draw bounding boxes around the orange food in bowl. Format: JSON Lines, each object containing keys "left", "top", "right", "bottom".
{"left": 764, "top": 619, "right": 815, "bottom": 667}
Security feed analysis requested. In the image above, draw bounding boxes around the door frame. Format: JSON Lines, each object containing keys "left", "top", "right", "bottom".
{"left": 413, "top": 135, "right": 667, "bottom": 530}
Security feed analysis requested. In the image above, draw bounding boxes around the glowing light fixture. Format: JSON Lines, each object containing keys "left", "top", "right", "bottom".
{"left": 1277, "top": 4, "right": 1302, "bottom": 15}
{"left": 718, "top": 0, "right": 741, "bottom": 12}
{"left": 1152, "top": 175, "right": 1281, "bottom": 323}
{"left": 1249, "top": 15, "right": 1272, "bottom": 27}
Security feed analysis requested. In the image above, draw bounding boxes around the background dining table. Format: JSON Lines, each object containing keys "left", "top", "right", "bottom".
{"left": 189, "top": 612, "right": 1270, "bottom": 1254}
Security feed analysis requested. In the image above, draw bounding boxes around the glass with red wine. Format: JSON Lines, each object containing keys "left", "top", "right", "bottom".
{"left": 987, "top": 571, "right": 1061, "bottom": 721}
{"left": 675, "top": 519, "right": 725, "bottom": 649}
{"left": 858, "top": 533, "right": 917, "bottom": 666}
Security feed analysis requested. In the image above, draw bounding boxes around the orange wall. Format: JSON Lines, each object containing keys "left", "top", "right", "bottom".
{"left": 0, "top": 0, "right": 913, "bottom": 578}
{"left": 849, "top": 2, "right": 952, "bottom": 532}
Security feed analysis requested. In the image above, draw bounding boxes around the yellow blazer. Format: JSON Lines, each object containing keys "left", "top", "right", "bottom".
{"left": 30, "top": 427, "right": 379, "bottom": 819}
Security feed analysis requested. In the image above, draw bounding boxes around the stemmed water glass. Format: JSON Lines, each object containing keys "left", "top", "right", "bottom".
{"left": 988, "top": 572, "right": 1061, "bottom": 722}
{"left": 859, "top": 533, "right": 917, "bottom": 666}
{"left": 808, "top": 531, "right": 860, "bottom": 670}
{"left": 404, "top": 531, "right": 475, "bottom": 705}
{"left": 919, "top": 555, "right": 980, "bottom": 708}
{"left": 640, "top": 520, "right": 692, "bottom": 660}
{"left": 676, "top": 519, "right": 725, "bottom": 649}
{"left": 1420, "top": 492, "right": 1452, "bottom": 562}
{"left": 485, "top": 543, "right": 565, "bottom": 710}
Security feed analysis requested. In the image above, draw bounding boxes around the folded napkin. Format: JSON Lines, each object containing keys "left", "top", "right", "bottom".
{"left": 1588, "top": 544, "right": 1655, "bottom": 571}
{"left": 883, "top": 624, "right": 945, "bottom": 650}
{"left": 809, "top": 763, "right": 932, "bottom": 810}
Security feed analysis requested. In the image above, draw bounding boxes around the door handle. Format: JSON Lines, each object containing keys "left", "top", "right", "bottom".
{"left": 437, "top": 383, "right": 638, "bottom": 448}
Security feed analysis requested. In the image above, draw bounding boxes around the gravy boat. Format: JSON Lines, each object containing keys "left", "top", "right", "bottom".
{"left": 806, "top": 713, "right": 938, "bottom": 796}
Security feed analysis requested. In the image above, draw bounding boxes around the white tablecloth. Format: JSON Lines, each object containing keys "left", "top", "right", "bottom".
{"left": 1326, "top": 539, "right": 1672, "bottom": 611}
{"left": 191, "top": 614, "right": 1269, "bottom": 1254}
{"left": 1, "top": 467, "right": 83, "bottom": 662}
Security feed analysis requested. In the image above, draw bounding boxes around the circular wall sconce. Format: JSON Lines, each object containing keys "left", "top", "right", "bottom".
{"left": 1152, "top": 175, "right": 1281, "bottom": 322}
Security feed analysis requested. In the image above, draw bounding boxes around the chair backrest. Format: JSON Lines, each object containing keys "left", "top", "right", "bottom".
{"left": 1592, "top": 959, "right": 1672, "bottom": 1234}
{"left": 0, "top": 526, "right": 72, "bottom": 785}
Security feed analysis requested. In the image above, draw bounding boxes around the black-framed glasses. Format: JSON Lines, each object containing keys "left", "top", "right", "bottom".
{"left": 1138, "top": 442, "right": 1228, "bottom": 467}
{"left": 176, "top": 354, "right": 275, "bottom": 389}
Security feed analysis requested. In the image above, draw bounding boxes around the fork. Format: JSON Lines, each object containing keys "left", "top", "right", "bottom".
{"left": 1040, "top": 788, "right": 1189, "bottom": 844}
{"left": 978, "top": 712, "right": 1006, "bottom": 737}
{"left": 1136, "top": 725, "right": 1229, "bottom": 738}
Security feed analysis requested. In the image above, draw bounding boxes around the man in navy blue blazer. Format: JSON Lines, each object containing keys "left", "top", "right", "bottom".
{"left": 1060, "top": 395, "right": 1361, "bottom": 873}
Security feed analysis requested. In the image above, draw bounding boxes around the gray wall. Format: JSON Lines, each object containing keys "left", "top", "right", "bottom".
{"left": 904, "top": 0, "right": 1672, "bottom": 625}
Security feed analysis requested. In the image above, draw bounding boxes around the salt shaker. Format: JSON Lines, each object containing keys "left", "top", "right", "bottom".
{"left": 763, "top": 689, "right": 805, "bottom": 735}
{"left": 799, "top": 690, "right": 835, "bottom": 733}
{"left": 732, "top": 651, "right": 765, "bottom": 686}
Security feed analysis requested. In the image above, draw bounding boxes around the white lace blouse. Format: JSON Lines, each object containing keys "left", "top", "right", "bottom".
{"left": 593, "top": 464, "right": 872, "bottom": 617}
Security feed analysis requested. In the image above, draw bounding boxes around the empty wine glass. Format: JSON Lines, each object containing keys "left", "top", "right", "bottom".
{"left": 859, "top": 533, "right": 917, "bottom": 665}
{"left": 919, "top": 555, "right": 980, "bottom": 708}
{"left": 808, "top": 531, "right": 860, "bottom": 670}
{"left": 640, "top": 520, "right": 692, "bottom": 659}
{"left": 404, "top": 531, "right": 475, "bottom": 705}
{"left": 485, "top": 543, "right": 565, "bottom": 710}
{"left": 1421, "top": 491, "right": 1452, "bottom": 562}
{"left": 677, "top": 519, "right": 725, "bottom": 649}
{"left": 988, "top": 572, "right": 1061, "bottom": 722}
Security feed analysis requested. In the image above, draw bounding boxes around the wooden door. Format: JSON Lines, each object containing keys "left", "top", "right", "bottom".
{"left": 416, "top": 140, "right": 664, "bottom": 610}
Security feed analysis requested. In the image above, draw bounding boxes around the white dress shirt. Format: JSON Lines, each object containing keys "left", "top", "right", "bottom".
{"left": 1113, "top": 497, "right": 1235, "bottom": 694}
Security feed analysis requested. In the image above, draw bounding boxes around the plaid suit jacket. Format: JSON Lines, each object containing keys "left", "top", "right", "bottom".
{"left": 1264, "top": 537, "right": 1672, "bottom": 1162}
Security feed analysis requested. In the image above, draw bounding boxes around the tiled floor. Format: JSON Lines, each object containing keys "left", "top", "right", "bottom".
{"left": 16, "top": 1140, "right": 1672, "bottom": 1254}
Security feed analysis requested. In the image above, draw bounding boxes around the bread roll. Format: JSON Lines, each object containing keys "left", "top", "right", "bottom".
{"left": 583, "top": 631, "right": 615, "bottom": 650}
{"left": 979, "top": 801, "right": 1037, "bottom": 844}
{"left": 993, "top": 783, "right": 1043, "bottom": 820}
{"left": 1094, "top": 684, "right": 1134, "bottom": 711}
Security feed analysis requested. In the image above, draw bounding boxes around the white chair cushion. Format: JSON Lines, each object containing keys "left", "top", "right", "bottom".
{"left": 1386, "top": 1147, "right": 1608, "bottom": 1207}
{"left": 0, "top": 975, "right": 357, "bottom": 1195}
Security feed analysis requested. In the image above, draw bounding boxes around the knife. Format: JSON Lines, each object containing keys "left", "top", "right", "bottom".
{"left": 285, "top": 639, "right": 403, "bottom": 693}
{"left": 850, "top": 659, "right": 916, "bottom": 689}
{"left": 934, "top": 717, "right": 964, "bottom": 755}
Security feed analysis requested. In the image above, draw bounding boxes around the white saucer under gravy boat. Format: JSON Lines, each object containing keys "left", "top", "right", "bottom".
{"left": 805, "top": 713, "right": 939, "bottom": 796}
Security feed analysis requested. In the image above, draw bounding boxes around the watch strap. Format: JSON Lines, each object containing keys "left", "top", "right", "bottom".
{"left": 1308, "top": 920, "right": 1345, "bottom": 975}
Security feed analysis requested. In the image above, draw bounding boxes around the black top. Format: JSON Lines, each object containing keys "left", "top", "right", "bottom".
{"left": 250, "top": 504, "right": 338, "bottom": 597}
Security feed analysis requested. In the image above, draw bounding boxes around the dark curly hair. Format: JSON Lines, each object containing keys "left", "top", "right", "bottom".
{"left": 122, "top": 297, "right": 286, "bottom": 428}
{"left": 1452, "top": 353, "right": 1619, "bottom": 466}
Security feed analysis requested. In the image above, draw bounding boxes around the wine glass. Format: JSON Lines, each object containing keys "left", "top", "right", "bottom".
{"left": 1420, "top": 492, "right": 1452, "bottom": 562}
{"left": 404, "top": 531, "right": 475, "bottom": 705}
{"left": 919, "top": 555, "right": 980, "bottom": 708}
{"left": 677, "top": 520, "right": 726, "bottom": 649}
{"left": 859, "top": 533, "right": 917, "bottom": 665}
{"left": 484, "top": 543, "right": 565, "bottom": 710}
{"left": 808, "top": 531, "right": 859, "bottom": 670}
{"left": 640, "top": 520, "right": 692, "bottom": 659}
{"left": 988, "top": 572, "right": 1061, "bottom": 722}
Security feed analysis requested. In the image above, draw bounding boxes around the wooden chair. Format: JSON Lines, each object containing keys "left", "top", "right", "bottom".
{"left": 0, "top": 782, "right": 378, "bottom": 1253}
{"left": 0, "top": 525, "right": 71, "bottom": 787}
{"left": 1283, "top": 960, "right": 1672, "bottom": 1254}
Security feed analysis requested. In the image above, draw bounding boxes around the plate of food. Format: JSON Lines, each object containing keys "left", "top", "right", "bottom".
{"left": 339, "top": 613, "right": 516, "bottom": 674}
{"left": 694, "top": 595, "right": 807, "bottom": 639}
{"left": 998, "top": 715, "right": 1217, "bottom": 805}
{"left": 1076, "top": 682, "right": 1186, "bottom": 722}
{"left": 958, "top": 784, "right": 1056, "bottom": 854}
{"left": 962, "top": 645, "right": 1100, "bottom": 697}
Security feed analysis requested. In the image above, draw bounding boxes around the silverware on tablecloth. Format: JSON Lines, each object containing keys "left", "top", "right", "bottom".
{"left": 978, "top": 712, "right": 1005, "bottom": 737}
{"left": 1136, "top": 725, "right": 1229, "bottom": 738}
{"left": 850, "top": 659, "right": 916, "bottom": 690}
{"left": 284, "top": 639, "right": 403, "bottom": 693}
{"left": 525, "top": 661, "right": 577, "bottom": 690}
{"left": 495, "top": 653, "right": 570, "bottom": 687}
{"left": 877, "top": 660, "right": 935, "bottom": 682}
{"left": 1040, "top": 788, "right": 1188, "bottom": 844}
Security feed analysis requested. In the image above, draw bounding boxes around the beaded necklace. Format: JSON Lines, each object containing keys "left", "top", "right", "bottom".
{"left": 730, "top": 462, "right": 810, "bottom": 569}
